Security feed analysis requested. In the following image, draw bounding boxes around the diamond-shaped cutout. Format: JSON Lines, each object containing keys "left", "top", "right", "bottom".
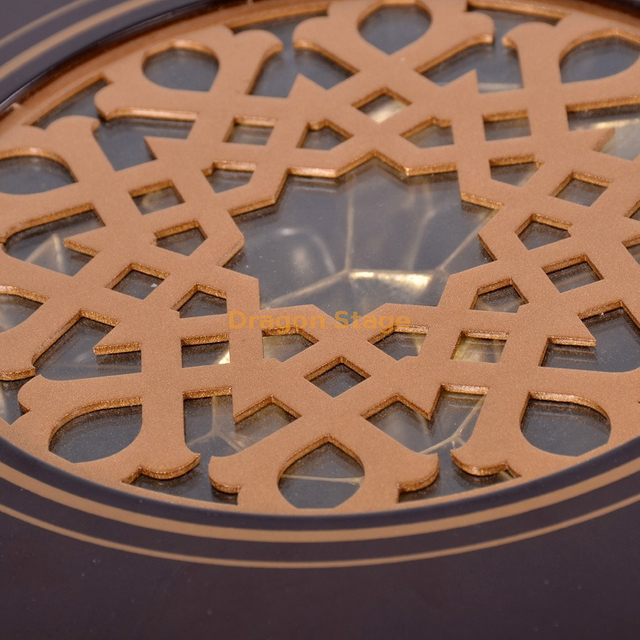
{"left": 132, "top": 185, "right": 182, "bottom": 214}
{"left": 309, "top": 363, "right": 366, "bottom": 397}
{"left": 474, "top": 285, "right": 524, "bottom": 313}
{"left": 226, "top": 123, "right": 273, "bottom": 145}
{"left": 206, "top": 169, "right": 253, "bottom": 193}
{"left": 453, "top": 335, "right": 505, "bottom": 363}
{"left": 484, "top": 117, "right": 530, "bottom": 141}
{"left": 279, "top": 442, "right": 363, "bottom": 509}
{"left": 358, "top": 92, "right": 409, "bottom": 123}
{"left": 179, "top": 291, "right": 226, "bottom": 318}
{"left": 237, "top": 402, "right": 297, "bottom": 445}
{"left": 519, "top": 219, "right": 570, "bottom": 250}
{"left": 407, "top": 123, "right": 453, "bottom": 148}
{"left": 263, "top": 333, "right": 313, "bottom": 361}
{"left": 555, "top": 176, "right": 607, "bottom": 206}
{"left": 490, "top": 161, "right": 538, "bottom": 186}
{"left": 113, "top": 269, "right": 162, "bottom": 299}
{"left": 547, "top": 261, "right": 600, "bottom": 292}
{"left": 157, "top": 227, "right": 205, "bottom": 256}
{"left": 301, "top": 126, "right": 347, "bottom": 150}
{"left": 182, "top": 341, "right": 229, "bottom": 367}
{"left": 374, "top": 331, "right": 425, "bottom": 360}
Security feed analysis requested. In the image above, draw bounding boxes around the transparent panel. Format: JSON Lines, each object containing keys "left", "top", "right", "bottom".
{"left": 279, "top": 443, "right": 363, "bottom": 508}
{"left": 543, "top": 308, "right": 640, "bottom": 372}
{"left": 144, "top": 49, "right": 218, "bottom": 91}
{"left": 179, "top": 291, "right": 226, "bottom": 318}
{"left": 568, "top": 105, "right": 640, "bottom": 161}
{"left": 310, "top": 363, "right": 365, "bottom": 396}
{"left": 229, "top": 161, "right": 494, "bottom": 317}
{"left": 94, "top": 118, "right": 192, "bottom": 170}
{"left": 374, "top": 331, "right": 425, "bottom": 360}
{"left": 519, "top": 220, "right": 569, "bottom": 250}
{"left": 0, "top": 295, "right": 41, "bottom": 332}
{"left": 133, "top": 186, "right": 182, "bottom": 214}
{"left": 368, "top": 392, "right": 511, "bottom": 500}
{"left": 359, "top": 5, "right": 430, "bottom": 55}
{"left": 235, "top": 15, "right": 351, "bottom": 97}
{"left": 5, "top": 210, "right": 102, "bottom": 276}
{"left": 491, "top": 162, "right": 538, "bottom": 186}
{"left": 522, "top": 399, "right": 610, "bottom": 456}
{"left": 555, "top": 178, "right": 606, "bottom": 206}
{"left": 301, "top": 127, "right": 346, "bottom": 150}
{"left": 184, "top": 396, "right": 295, "bottom": 458}
{"left": 182, "top": 342, "right": 230, "bottom": 367}
{"left": 547, "top": 262, "right": 599, "bottom": 292}
{"left": 35, "top": 318, "right": 141, "bottom": 380}
{"left": 408, "top": 124, "right": 454, "bottom": 148}
{"left": 50, "top": 406, "right": 142, "bottom": 462}
{"left": 227, "top": 124, "right": 272, "bottom": 145}
{"left": 0, "top": 157, "right": 74, "bottom": 194}
{"left": 263, "top": 333, "right": 313, "bottom": 361}
{"left": 484, "top": 117, "right": 530, "bottom": 140}
{"left": 474, "top": 285, "right": 524, "bottom": 313}
{"left": 157, "top": 228, "right": 205, "bottom": 256}
{"left": 113, "top": 270, "right": 163, "bottom": 299}
{"left": 358, "top": 93, "right": 408, "bottom": 122}
{"left": 453, "top": 336, "right": 505, "bottom": 363}
{"left": 561, "top": 38, "right": 640, "bottom": 83}
{"left": 35, "top": 80, "right": 106, "bottom": 128}
{"left": 425, "top": 9, "right": 558, "bottom": 92}
{"left": 0, "top": 379, "right": 28, "bottom": 424}
{"left": 207, "top": 169, "right": 253, "bottom": 192}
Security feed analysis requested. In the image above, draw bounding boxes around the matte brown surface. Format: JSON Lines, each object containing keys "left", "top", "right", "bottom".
{"left": 1, "top": 0, "right": 640, "bottom": 515}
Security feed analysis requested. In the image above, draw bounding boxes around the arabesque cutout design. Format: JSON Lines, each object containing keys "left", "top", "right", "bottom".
{"left": 0, "top": 0, "right": 640, "bottom": 515}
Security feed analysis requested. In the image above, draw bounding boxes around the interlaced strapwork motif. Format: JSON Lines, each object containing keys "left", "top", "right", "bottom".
{"left": 1, "top": 0, "right": 640, "bottom": 513}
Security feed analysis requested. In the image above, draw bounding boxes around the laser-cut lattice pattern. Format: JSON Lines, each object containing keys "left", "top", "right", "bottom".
{"left": 1, "top": 0, "right": 640, "bottom": 514}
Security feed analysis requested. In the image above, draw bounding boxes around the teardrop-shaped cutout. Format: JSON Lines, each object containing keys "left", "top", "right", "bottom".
{"left": 50, "top": 405, "right": 142, "bottom": 462}
{"left": 0, "top": 157, "right": 74, "bottom": 194}
{"left": 521, "top": 399, "right": 610, "bottom": 456}
{"left": 359, "top": 5, "right": 430, "bottom": 55}
{"left": 144, "top": 48, "right": 218, "bottom": 91}
{"left": 279, "top": 443, "right": 363, "bottom": 509}
{"left": 562, "top": 38, "right": 640, "bottom": 83}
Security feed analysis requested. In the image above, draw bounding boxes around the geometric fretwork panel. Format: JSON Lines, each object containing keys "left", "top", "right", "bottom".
{"left": 1, "top": 0, "right": 640, "bottom": 515}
